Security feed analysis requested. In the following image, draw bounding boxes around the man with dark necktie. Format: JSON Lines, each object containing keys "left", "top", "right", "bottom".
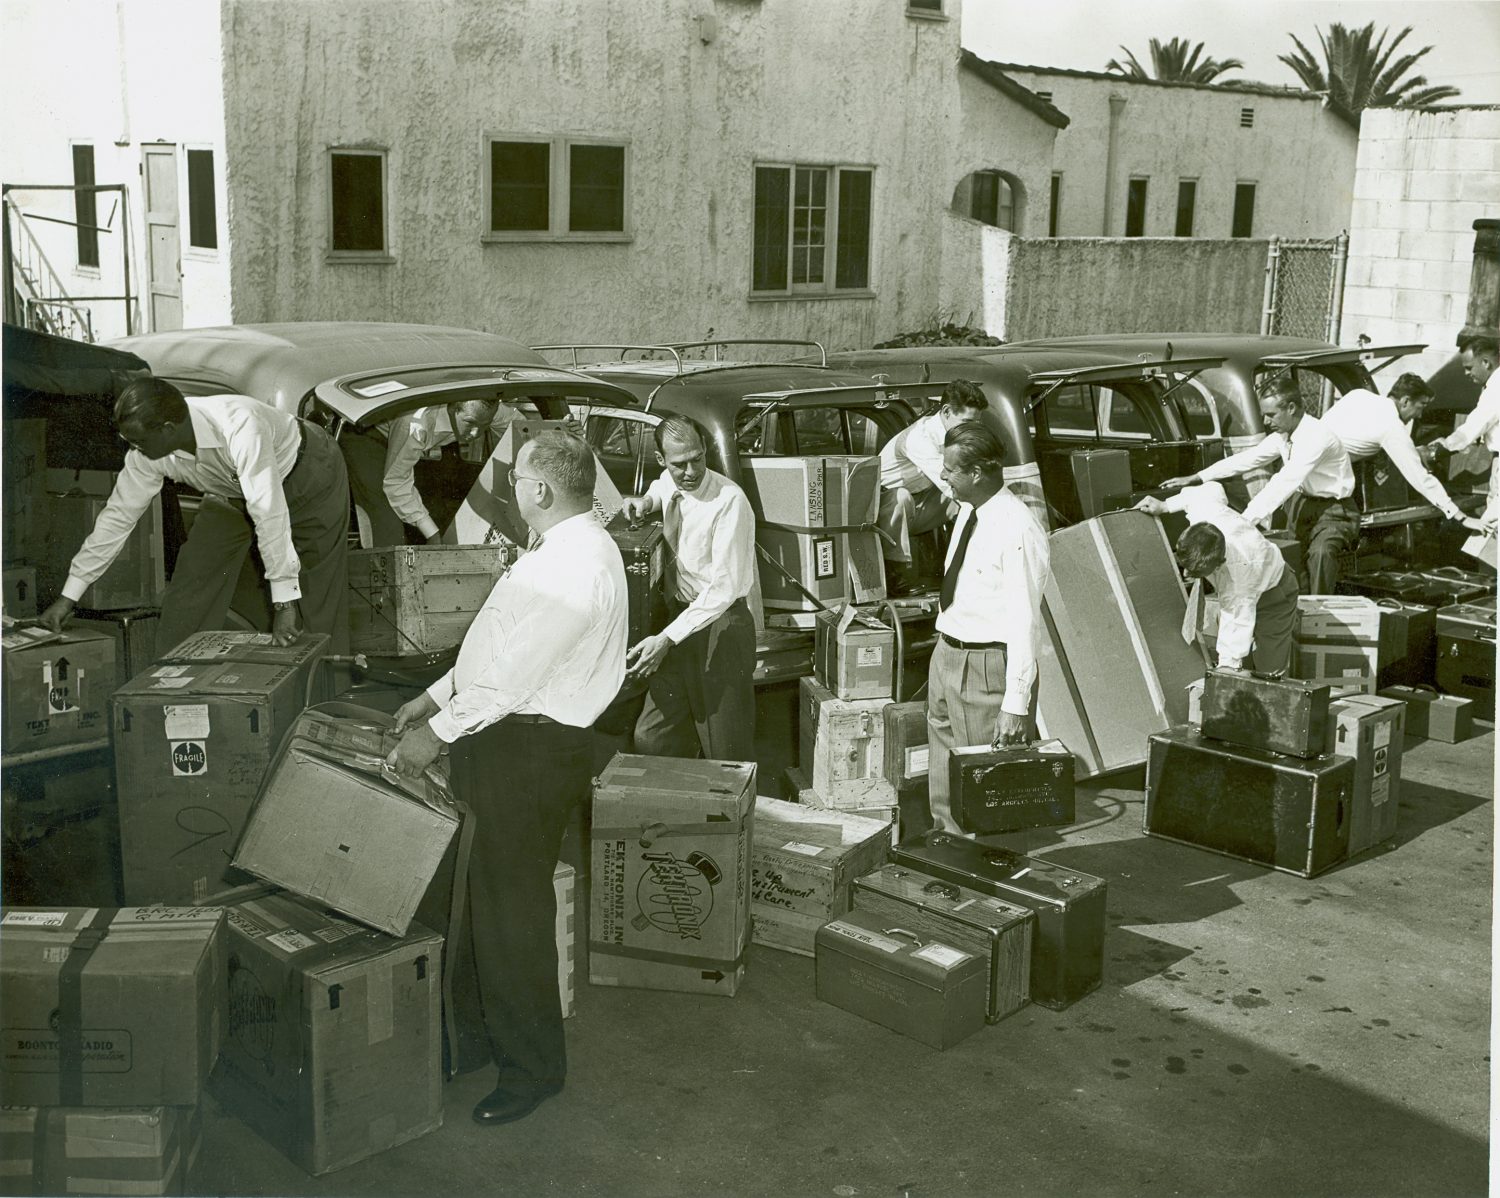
{"left": 925, "top": 423, "right": 1052, "bottom": 836}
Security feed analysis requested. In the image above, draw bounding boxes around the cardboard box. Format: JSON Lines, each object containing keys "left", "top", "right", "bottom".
{"left": 0, "top": 906, "right": 225, "bottom": 1106}
{"left": 43, "top": 468, "right": 166, "bottom": 610}
{"left": 348, "top": 544, "right": 517, "bottom": 656}
{"left": 799, "top": 675, "right": 896, "bottom": 809}
{"left": 1, "top": 627, "right": 115, "bottom": 754}
{"left": 112, "top": 658, "right": 311, "bottom": 904}
{"left": 1, "top": 757, "right": 122, "bottom": 907}
{"left": 1379, "top": 686, "right": 1475, "bottom": 743}
{"left": 815, "top": 908, "right": 989, "bottom": 1049}
{"left": 555, "top": 862, "right": 576, "bottom": 1019}
{"left": 0, "top": 1105, "right": 201, "bottom": 1196}
{"left": 3, "top": 566, "right": 37, "bottom": 618}
{"left": 749, "top": 797, "right": 892, "bottom": 957}
{"left": 1327, "top": 695, "right": 1404, "bottom": 857}
{"left": 211, "top": 891, "right": 443, "bottom": 1175}
{"left": 1297, "top": 595, "right": 1382, "bottom": 645}
{"left": 814, "top": 604, "right": 894, "bottom": 700}
{"left": 3, "top": 419, "right": 50, "bottom": 568}
{"left": 232, "top": 707, "right": 461, "bottom": 936}
{"left": 589, "top": 755, "right": 755, "bottom": 997}
{"left": 1294, "top": 641, "right": 1378, "bottom": 694}
{"left": 743, "top": 456, "right": 886, "bottom": 610}
{"left": 160, "top": 630, "right": 330, "bottom": 705}
{"left": 70, "top": 607, "right": 161, "bottom": 691}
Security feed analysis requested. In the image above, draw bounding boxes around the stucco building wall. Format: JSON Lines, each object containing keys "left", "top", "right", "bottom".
{"left": 999, "top": 66, "right": 1358, "bottom": 241}
{"left": 1342, "top": 106, "right": 1500, "bottom": 389}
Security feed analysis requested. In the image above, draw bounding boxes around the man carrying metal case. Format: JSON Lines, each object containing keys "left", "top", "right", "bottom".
{"left": 1137, "top": 482, "right": 1299, "bottom": 676}
{"left": 385, "top": 430, "right": 628, "bottom": 1127}
{"left": 926, "top": 423, "right": 1051, "bottom": 836}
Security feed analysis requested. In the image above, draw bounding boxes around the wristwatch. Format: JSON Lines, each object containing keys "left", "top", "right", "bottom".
{"left": 272, "top": 600, "right": 298, "bottom": 613}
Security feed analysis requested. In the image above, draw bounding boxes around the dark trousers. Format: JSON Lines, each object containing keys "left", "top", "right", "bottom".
{"left": 634, "top": 598, "right": 756, "bottom": 761}
{"left": 156, "top": 422, "right": 350, "bottom": 653}
{"left": 1250, "top": 564, "right": 1300, "bottom": 675}
{"left": 1288, "top": 493, "right": 1360, "bottom": 596}
{"left": 340, "top": 428, "right": 406, "bottom": 548}
{"left": 450, "top": 716, "right": 592, "bottom": 1092}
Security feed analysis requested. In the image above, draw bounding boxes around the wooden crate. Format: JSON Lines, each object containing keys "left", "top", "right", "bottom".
{"left": 348, "top": 544, "right": 516, "bottom": 656}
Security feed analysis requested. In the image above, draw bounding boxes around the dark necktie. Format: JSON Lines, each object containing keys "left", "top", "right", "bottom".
{"left": 940, "top": 509, "right": 978, "bottom": 612}
{"left": 663, "top": 491, "right": 683, "bottom": 600}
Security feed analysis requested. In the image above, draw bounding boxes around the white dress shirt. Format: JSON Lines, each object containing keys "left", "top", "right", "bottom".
{"left": 879, "top": 413, "right": 951, "bottom": 498}
{"left": 1321, "top": 388, "right": 1463, "bottom": 520}
{"left": 935, "top": 487, "right": 1051, "bottom": 716}
{"left": 64, "top": 395, "right": 305, "bottom": 604}
{"left": 381, "top": 405, "right": 516, "bottom": 538}
{"left": 1198, "top": 411, "right": 1354, "bottom": 525}
{"left": 1441, "top": 370, "right": 1500, "bottom": 455}
{"left": 644, "top": 468, "right": 756, "bottom": 644}
{"left": 424, "top": 512, "right": 627, "bottom": 741}
{"left": 1164, "top": 483, "right": 1287, "bottom": 670}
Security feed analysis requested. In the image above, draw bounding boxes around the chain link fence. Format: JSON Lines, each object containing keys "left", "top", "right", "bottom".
{"left": 1262, "top": 234, "right": 1349, "bottom": 412}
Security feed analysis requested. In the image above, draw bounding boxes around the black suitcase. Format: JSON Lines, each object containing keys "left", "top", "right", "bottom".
{"left": 1200, "top": 670, "right": 1331, "bottom": 759}
{"left": 1145, "top": 725, "right": 1353, "bottom": 878}
{"left": 948, "top": 740, "right": 1075, "bottom": 834}
{"left": 1436, "top": 598, "right": 1496, "bottom": 720}
{"left": 1336, "top": 570, "right": 1430, "bottom": 602}
{"left": 1405, "top": 566, "right": 1496, "bottom": 608}
{"left": 607, "top": 518, "right": 668, "bottom": 645}
{"left": 1373, "top": 598, "right": 1437, "bottom": 689}
{"left": 891, "top": 833, "right": 1107, "bottom": 1009}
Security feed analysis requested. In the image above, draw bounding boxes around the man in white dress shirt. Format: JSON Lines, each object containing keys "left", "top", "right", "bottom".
{"left": 876, "top": 379, "right": 987, "bottom": 594}
{"left": 1138, "top": 483, "right": 1299, "bottom": 675}
{"left": 1163, "top": 375, "right": 1357, "bottom": 594}
{"left": 1321, "top": 373, "right": 1480, "bottom": 531}
{"left": 342, "top": 398, "right": 505, "bottom": 545}
{"left": 1428, "top": 333, "right": 1500, "bottom": 531}
{"left": 38, "top": 376, "right": 349, "bottom": 651}
{"left": 926, "top": 422, "right": 1052, "bottom": 836}
{"left": 386, "top": 429, "right": 627, "bottom": 1127}
{"left": 618, "top": 415, "right": 757, "bottom": 761}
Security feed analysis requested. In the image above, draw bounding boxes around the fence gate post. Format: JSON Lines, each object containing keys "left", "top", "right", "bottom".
{"left": 1261, "top": 238, "right": 1280, "bottom": 336}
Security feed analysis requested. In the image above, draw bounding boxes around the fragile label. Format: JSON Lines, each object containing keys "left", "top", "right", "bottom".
{"left": 905, "top": 747, "right": 929, "bottom": 776}
{"left": 170, "top": 741, "right": 208, "bottom": 776}
{"left": 814, "top": 538, "right": 836, "bottom": 580}
{"left": 779, "top": 841, "right": 827, "bottom": 858}
{"left": 825, "top": 922, "right": 903, "bottom": 953}
{"left": 855, "top": 646, "right": 885, "bottom": 666}
{"left": 912, "top": 942, "right": 972, "bottom": 970}
{"left": 164, "top": 704, "right": 211, "bottom": 741}
{"left": 1, "top": 911, "right": 68, "bottom": 927}
{"left": 265, "top": 929, "right": 318, "bottom": 955}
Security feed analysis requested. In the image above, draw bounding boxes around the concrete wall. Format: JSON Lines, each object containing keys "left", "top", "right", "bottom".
{"left": 1001, "top": 67, "right": 1358, "bottom": 241}
{"left": 219, "top": 0, "right": 1011, "bottom": 350}
{"left": 1343, "top": 106, "right": 1500, "bottom": 389}
{"left": 1, "top": 0, "right": 232, "bottom": 339}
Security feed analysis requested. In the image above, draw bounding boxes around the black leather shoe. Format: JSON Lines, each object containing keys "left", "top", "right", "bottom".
{"left": 472, "top": 1083, "right": 562, "bottom": 1126}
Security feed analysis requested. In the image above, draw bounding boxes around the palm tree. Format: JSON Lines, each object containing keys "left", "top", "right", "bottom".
{"left": 1106, "top": 37, "right": 1244, "bottom": 84}
{"left": 1279, "top": 23, "right": 1461, "bottom": 110}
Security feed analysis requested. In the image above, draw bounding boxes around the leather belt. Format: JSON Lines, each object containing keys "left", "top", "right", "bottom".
{"left": 940, "top": 632, "right": 1005, "bottom": 652}
{"left": 507, "top": 712, "right": 557, "bottom": 725}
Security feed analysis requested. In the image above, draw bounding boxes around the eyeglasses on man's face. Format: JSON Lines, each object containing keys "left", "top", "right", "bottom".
{"left": 508, "top": 467, "right": 544, "bottom": 488}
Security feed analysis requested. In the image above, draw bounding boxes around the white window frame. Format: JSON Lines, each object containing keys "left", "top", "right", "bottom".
{"left": 906, "top": 0, "right": 947, "bottom": 19}
{"left": 750, "top": 161, "right": 875, "bottom": 301}
{"left": 326, "top": 145, "right": 393, "bottom": 263}
{"left": 183, "top": 143, "right": 220, "bottom": 261}
{"left": 482, "top": 133, "right": 632, "bottom": 243}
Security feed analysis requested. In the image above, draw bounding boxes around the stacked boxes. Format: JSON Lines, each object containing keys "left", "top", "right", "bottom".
{"left": 0, "top": 1105, "right": 201, "bottom": 1197}
{"left": 814, "top": 605, "right": 894, "bottom": 700}
{"left": 799, "top": 676, "right": 895, "bottom": 810}
{"left": 42, "top": 468, "right": 166, "bottom": 610}
{"left": 1378, "top": 685, "right": 1475, "bottom": 742}
{"left": 3, "top": 566, "right": 37, "bottom": 617}
{"left": 1, "top": 626, "right": 116, "bottom": 754}
{"left": 1295, "top": 595, "right": 1382, "bottom": 693}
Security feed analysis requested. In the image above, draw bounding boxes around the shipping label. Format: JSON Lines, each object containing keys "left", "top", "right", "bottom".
{"left": 164, "top": 705, "right": 211, "bottom": 741}
{"left": 264, "top": 929, "right": 318, "bottom": 956}
{"left": 778, "top": 841, "right": 826, "bottom": 858}
{"left": 905, "top": 746, "right": 929, "bottom": 777}
{"left": 814, "top": 538, "right": 836, "bottom": 580}
{"left": 912, "top": 942, "right": 972, "bottom": 970}
{"left": 1, "top": 911, "right": 69, "bottom": 927}
{"left": 855, "top": 646, "right": 885, "bottom": 666}
{"left": 43, "top": 659, "right": 82, "bottom": 715}
{"left": 824, "top": 921, "right": 902, "bottom": 954}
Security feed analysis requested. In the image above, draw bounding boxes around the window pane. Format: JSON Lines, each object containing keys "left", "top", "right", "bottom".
{"left": 72, "top": 145, "right": 98, "bottom": 268}
{"left": 490, "top": 141, "right": 550, "bottom": 232}
{"left": 835, "top": 169, "right": 871, "bottom": 290}
{"left": 1104, "top": 389, "right": 1151, "bottom": 436}
{"left": 1232, "top": 183, "right": 1256, "bottom": 238}
{"left": 995, "top": 177, "right": 1015, "bottom": 232}
{"left": 752, "top": 166, "right": 790, "bottom": 291}
{"left": 569, "top": 143, "right": 624, "bottom": 233}
{"left": 187, "top": 149, "right": 217, "bottom": 250}
{"left": 1125, "top": 178, "right": 1148, "bottom": 238}
{"left": 1049, "top": 173, "right": 1062, "bottom": 237}
{"left": 1175, "top": 180, "right": 1195, "bottom": 238}
{"left": 331, "top": 153, "right": 384, "bottom": 252}
{"left": 970, "top": 171, "right": 999, "bottom": 224}
{"left": 792, "top": 167, "right": 827, "bottom": 286}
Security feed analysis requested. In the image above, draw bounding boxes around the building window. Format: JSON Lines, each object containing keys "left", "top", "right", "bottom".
{"left": 956, "top": 170, "right": 1019, "bottom": 233}
{"left": 329, "top": 149, "right": 387, "bottom": 255}
{"left": 752, "top": 163, "right": 873, "bottom": 296}
{"left": 485, "top": 136, "right": 629, "bottom": 240}
{"left": 1175, "top": 179, "right": 1197, "bottom": 238}
{"left": 1049, "top": 173, "right": 1062, "bottom": 237}
{"left": 1232, "top": 182, "right": 1256, "bottom": 238}
{"left": 1240, "top": 108, "right": 1255, "bottom": 128}
{"left": 906, "top": 0, "right": 944, "bottom": 13}
{"left": 1125, "top": 177, "right": 1149, "bottom": 238}
{"left": 71, "top": 144, "right": 98, "bottom": 269}
{"left": 186, "top": 149, "right": 217, "bottom": 251}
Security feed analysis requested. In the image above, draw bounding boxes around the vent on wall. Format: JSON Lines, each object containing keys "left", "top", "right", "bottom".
{"left": 1036, "top": 91, "right": 1053, "bottom": 103}
{"left": 1240, "top": 108, "right": 1255, "bottom": 128}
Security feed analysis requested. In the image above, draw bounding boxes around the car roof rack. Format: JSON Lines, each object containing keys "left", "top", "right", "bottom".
{"left": 665, "top": 339, "right": 828, "bottom": 367}
{"left": 1025, "top": 355, "right": 1226, "bottom": 412}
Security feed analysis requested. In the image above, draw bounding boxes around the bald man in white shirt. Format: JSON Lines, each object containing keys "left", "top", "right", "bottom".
{"left": 387, "top": 429, "right": 627, "bottom": 1128}
{"left": 926, "top": 422, "right": 1052, "bottom": 836}
{"left": 39, "top": 377, "right": 349, "bottom": 651}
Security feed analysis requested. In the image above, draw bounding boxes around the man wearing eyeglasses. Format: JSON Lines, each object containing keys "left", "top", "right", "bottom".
{"left": 38, "top": 376, "right": 349, "bottom": 651}
{"left": 385, "top": 429, "right": 627, "bottom": 1127}
{"left": 617, "top": 414, "right": 757, "bottom": 761}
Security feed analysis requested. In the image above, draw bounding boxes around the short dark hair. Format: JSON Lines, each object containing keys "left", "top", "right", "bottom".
{"left": 1465, "top": 334, "right": 1499, "bottom": 361}
{"left": 1456, "top": 331, "right": 1475, "bottom": 353}
{"left": 654, "top": 414, "right": 709, "bottom": 455}
{"left": 114, "top": 376, "right": 186, "bottom": 430}
{"left": 525, "top": 429, "right": 596, "bottom": 501}
{"left": 1177, "top": 522, "right": 1227, "bottom": 578}
{"left": 1258, "top": 374, "right": 1303, "bottom": 410}
{"left": 1388, "top": 373, "right": 1433, "bottom": 403}
{"left": 940, "top": 379, "right": 987, "bottom": 416}
{"left": 942, "top": 422, "right": 1006, "bottom": 478}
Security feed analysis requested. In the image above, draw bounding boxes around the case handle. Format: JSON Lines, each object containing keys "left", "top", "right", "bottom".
{"left": 882, "top": 927, "right": 923, "bottom": 947}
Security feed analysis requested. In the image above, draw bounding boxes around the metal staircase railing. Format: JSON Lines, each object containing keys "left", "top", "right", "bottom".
{"left": 3, "top": 192, "right": 95, "bottom": 342}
